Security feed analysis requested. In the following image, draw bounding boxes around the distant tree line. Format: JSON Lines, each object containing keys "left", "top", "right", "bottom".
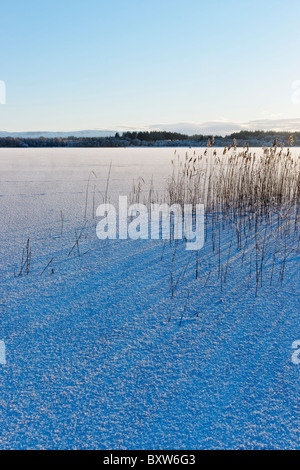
{"left": 0, "top": 130, "right": 298, "bottom": 147}
{"left": 120, "top": 131, "right": 190, "bottom": 141}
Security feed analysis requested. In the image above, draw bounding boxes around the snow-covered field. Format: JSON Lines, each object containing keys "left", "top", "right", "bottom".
{"left": 0, "top": 148, "right": 299, "bottom": 449}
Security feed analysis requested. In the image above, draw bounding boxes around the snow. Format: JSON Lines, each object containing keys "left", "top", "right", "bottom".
{"left": 0, "top": 148, "right": 299, "bottom": 449}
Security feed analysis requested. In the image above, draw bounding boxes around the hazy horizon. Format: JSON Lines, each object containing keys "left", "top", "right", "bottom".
{"left": 2, "top": 117, "right": 300, "bottom": 138}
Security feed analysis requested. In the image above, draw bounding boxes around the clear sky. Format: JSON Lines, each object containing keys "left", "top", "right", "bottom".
{"left": 1, "top": 0, "right": 300, "bottom": 132}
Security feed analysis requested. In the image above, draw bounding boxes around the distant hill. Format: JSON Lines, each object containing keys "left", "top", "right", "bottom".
{"left": 0, "top": 130, "right": 117, "bottom": 139}
{"left": 2, "top": 118, "right": 300, "bottom": 139}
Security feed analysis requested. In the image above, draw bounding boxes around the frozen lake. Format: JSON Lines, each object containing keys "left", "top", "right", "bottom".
{"left": 0, "top": 148, "right": 177, "bottom": 274}
{"left": 0, "top": 147, "right": 299, "bottom": 449}
{"left": 1, "top": 146, "right": 299, "bottom": 245}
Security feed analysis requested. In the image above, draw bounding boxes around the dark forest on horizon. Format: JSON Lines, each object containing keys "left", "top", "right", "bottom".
{"left": 0, "top": 130, "right": 299, "bottom": 148}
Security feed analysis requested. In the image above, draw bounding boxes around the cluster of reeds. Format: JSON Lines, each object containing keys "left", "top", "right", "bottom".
{"left": 167, "top": 145, "right": 299, "bottom": 214}
{"left": 160, "top": 142, "right": 299, "bottom": 303}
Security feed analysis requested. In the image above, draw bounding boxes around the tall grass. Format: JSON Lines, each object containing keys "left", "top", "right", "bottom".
{"left": 156, "top": 142, "right": 299, "bottom": 299}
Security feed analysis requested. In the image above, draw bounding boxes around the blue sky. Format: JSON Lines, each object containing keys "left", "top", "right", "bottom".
{"left": 0, "top": 0, "right": 300, "bottom": 132}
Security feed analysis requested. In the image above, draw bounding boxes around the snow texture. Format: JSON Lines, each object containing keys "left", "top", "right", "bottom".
{"left": 0, "top": 148, "right": 299, "bottom": 449}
